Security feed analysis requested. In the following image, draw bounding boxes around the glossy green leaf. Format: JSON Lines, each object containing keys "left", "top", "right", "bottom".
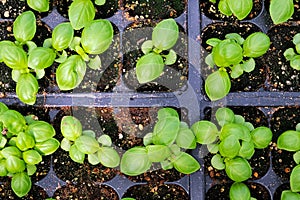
{"left": 229, "top": 182, "right": 251, "bottom": 200}
{"left": 6, "top": 156, "right": 25, "bottom": 173}
{"left": 25, "top": 41, "right": 37, "bottom": 54}
{"left": 69, "top": 0, "right": 95, "bottom": 30}
{"left": 16, "top": 73, "right": 39, "bottom": 105}
{"left": 211, "top": 154, "right": 225, "bottom": 170}
{"left": 205, "top": 70, "right": 231, "bottom": 101}
{"left": 161, "top": 160, "right": 173, "bottom": 170}
{"left": 61, "top": 116, "right": 82, "bottom": 141}
{"left": 218, "top": 0, "right": 232, "bottom": 16}
{"left": 143, "top": 132, "right": 153, "bottom": 146}
{"left": 16, "top": 132, "right": 35, "bottom": 151}
{"left": 241, "top": 58, "right": 255, "bottom": 72}
{"left": 146, "top": 145, "right": 171, "bottom": 162}
{"left": 227, "top": 0, "right": 252, "bottom": 20}
{"left": 206, "top": 38, "right": 221, "bottom": 47}
{"left": 173, "top": 152, "right": 200, "bottom": 174}
{"left": 216, "top": 107, "right": 235, "bottom": 126}
{"left": 207, "top": 143, "right": 219, "bottom": 154}
{"left": 219, "top": 135, "right": 240, "bottom": 158}
{"left": 120, "top": 147, "right": 151, "bottom": 176}
{"left": 83, "top": 130, "right": 96, "bottom": 138}
{"left": 244, "top": 122, "right": 255, "bottom": 131}
{"left": 205, "top": 53, "right": 215, "bottom": 68}
{"left": 220, "top": 123, "right": 251, "bottom": 142}
{"left": 176, "top": 125, "right": 196, "bottom": 149}
{"left": 1, "top": 146, "right": 22, "bottom": 159}
{"left": 69, "top": 37, "right": 81, "bottom": 51}
{"left": 191, "top": 120, "right": 218, "bottom": 144}
{"left": 28, "top": 120, "right": 56, "bottom": 142}
{"left": 293, "top": 151, "right": 300, "bottom": 164}
{"left": 56, "top": 55, "right": 86, "bottom": 90}
{"left": 251, "top": 127, "right": 272, "bottom": 148}
{"left": 28, "top": 47, "right": 56, "bottom": 69}
{"left": 0, "top": 160, "right": 7, "bottom": 176}
{"left": 23, "top": 150, "right": 42, "bottom": 165}
{"left": 243, "top": 32, "right": 270, "bottom": 58}
{"left": 98, "top": 134, "right": 112, "bottom": 147}
{"left": 88, "top": 152, "right": 100, "bottom": 165}
{"left": 225, "top": 157, "right": 252, "bottom": 182}
{"left": 0, "top": 102, "right": 8, "bottom": 114}
{"left": 81, "top": 19, "right": 113, "bottom": 54}
{"left": 0, "top": 41, "right": 14, "bottom": 62}
{"left": 225, "top": 33, "right": 245, "bottom": 45}
{"left": 157, "top": 107, "right": 179, "bottom": 120}
{"left": 75, "top": 135, "right": 100, "bottom": 154}
{"left": 281, "top": 190, "right": 300, "bottom": 200}
{"left": 152, "top": 19, "right": 179, "bottom": 50}
{"left": 60, "top": 138, "right": 71, "bottom": 151}
{"left": 270, "top": 0, "right": 294, "bottom": 24}
{"left": 141, "top": 40, "right": 153, "bottom": 54}
{"left": 230, "top": 64, "right": 243, "bottom": 78}
{"left": 55, "top": 50, "right": 68, "bottom": 63}
{"left": 52, "top": 22, "right": 74, "bottom": 51}
{"left": 11, "top": 172, "right": 31, "bottom": 198}
{"left": 136, "top": 53, "right": 164, "bottom": 84}
{"left": 239, "top": 141, "right": 255, "bottom": 159}
{"left": 0, "top": 137, "right": 7, "bottom": 149}
{"left": 69, "top": 144, "right": 85, "bottom": 164}
{"left": 35, "top": 69, "right": 45, "bottom": 79}
{"left": 0, "top": 110, "right": 26, "bottom": 134}
{"left": 13, "top": 11, "right": 36, "bottom": 43}
{"left": 284, "top": 48, "right": 296, "bottom": 61}
{"left": 291, "top": 165, "right": 300, "bottom": 192}
{"left": 170, "top": 144, "right": 181, "bottom": 156}
{"left": 152, "top": 116, "right": 180, "bottom": 146}
{"left": 27, "top": 164, "right": 37, "bottom": 176}
{"left": 164, "top": 49, "right": 177, "bottom": 65}
{"left": 34, "top": 138, "right": 60, "bottom": 155}
{"left": 88, "top": 55, "right": 102, "bottom": 70}
{"left": 1, "top": 43, "right": 28, "bottom": 69}
{"left": 27, "top": 0, "right": 49, "bottom": 12}
{"left": 98, "top": 147, "right": 120, "bottom": 168}
{"left": 290, "top": 56, "right": 300, "bottom": 70}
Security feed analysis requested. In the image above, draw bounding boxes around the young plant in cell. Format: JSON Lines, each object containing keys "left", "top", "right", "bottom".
{"left": 0, "top": 11, "right": 56, "bottom": 105}
{"left": 60, "top": 116, "right": 120, "bottom": 168}
{"left": 204, "top": 32, "right": 270, "bottom": 101}
{"left": 277, "top": 123, "right": 300, "bottom": 199}
{"left": 209, "top": 0, "right": 253, "bottom": 20}
{"left": 120, "top": 108, "right": 199, "bottom": 176}
{"left": 135, "top": 19, "right": 179, "bottom": 84}
{"left": 0, "top": 102, "right": 60, "bottom": 197}
{"left": 191, "top": 107, "right": 272, "bottom": 183}
{"left": 269, "top": 0, "right": 294, "bottom": 24}
{"left": 284, "top": 33, "right": 300, "bottom": 70}
{"left": 229, "top": 182, "right": 257, "bottom": 200}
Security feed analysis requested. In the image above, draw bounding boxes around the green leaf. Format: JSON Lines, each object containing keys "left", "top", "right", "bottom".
{"left": 143, "top": 132, "right": 153, "bottom": 146}
{"left": 69, "top": 37, "right": 81, "bottom": 51}
{"left": 191, "top": 120, "right": 218, "bottom": 144}
{"left": 152, "top": 19, "right": 179, "bottom": 50}
{"left": 290, "top": 56, "right": 300, "bottom": 70}
{"left": 56, "top": 55, "right": 86, "bottom": 90}
{"left": 26, "top": 41, "right": 37, "bottom": 54}
{"left": 16, "top": 132, "right": 35, "bottom": 151}
{"left": 173, "top": 152, "right": 200, "bottom": 174}
{"left": 146, "top": 145, "right": 171, "bottom": 162}
{"left": 35, "top": 69, "right": 45, "bottom": 79}
{"left": 0, "top": 160, "right": 8, "bottom": 176}
{"left": 69, "top": 144, "right": 85, "bottom": 164}
{"left": 157, "top": 108, "right": 179, "bottom": 120}
{"left": 81, "top": 19, "right": 113, "bottom": 54}
{"left": 176, "top": 125, "right": 196, "bottom": 149}
{"left": 230, "top": 64, "right": 243, "bottom": 78}
{"left": 136, "top": 53, "right": 164, "bottom": 84}
{"left": 205, "top": 70, "right": 231, "bottom": 101}
{"left": 164, "top": 49, "right": 177, "bottom": 65}
{"left": 60, "top": 138, "right": 71, "bottom": 151}
{"left": 293, "top": 151, "right": 300, "bottom": 164}
{"left": 227, "top": 0, "right": 252, "bottom": 20}
{"left": 83, "top": 130, "right": 96, "bottom": 138}
{"left": 141, "top": 40, "right": 153, "bottom": 54}
{"left": 229, "top": 182, "right": 251, "bottom": 200}
{"left": 225, "top": 33, "right": 245, "bottom": 45}
{"left": 69, "top": 0, "right": 95, "bottom": 30}
{"left": 88, "top": 55, "right": 102, "bottom": 70}
{"left": 216, "top": 107, "right": 235, "bottom": 126}
{"left": 1, "top": 43, "right": 28, "bottom": 69}
{"left": 218, "top": 0, "right": 232, "bottom": 16}
{"left": 244, "top": 122, "right": 255, "bottom": 131}
{"left": 35, "top": 138, "right": 60, "bottom": 155}
{"left": 95, "top": 0, "right": 106, "bottom": 5}
{"left": 241, "top": 58, "right": 255, "bottom": 72}
{"left": 43, "top": 38, "right": 52, "bottom": 48}
{"left": 88, "top": 152, "right": 100, "bottom": 165}
{"left": 28, "top": 120, "right": 56, "bottom": 142}
{"left": 61, "top": 116, "right": 82, "bottom": 141}
{"left": 284, "top": 48, "right": 296, "bottom": 61}
{"left": 26, "top": 164, "right": 36, "bottom": 176}
{"left": 251, "top": 127, "right": 272, "bottom": 149}
{"left": 205, "top": 53, "right": 215, "bottom": 68}
{"left": 98, "top": 147, "right": 120, "bottom": 168}
{"left": 270, "top": 0, "right": 294, "bottom": 24}
{"left": 170, "top": 144, "right": 181, "bottom": 156}
{"left": 225, "top": 157, "right": 252, "bottom": 182}
{"left": 11, "top": 172, "right": 31, "bottom": 198}
{"left": 23, "top": 150, "right": 42, "bottom": 165}
{"left": 52, "top": 22, "right": 74, "bottom": 51}
{"left": 211, "top": 154, "right": 225, "bottom": 170}
{"left": 16, "top": 73, "right": 39, "bottom": 105}
{"left": 0, "top": 110, "right": 26, "bottom": 134}
{"left": 6, "top": 156, "right": 26, "bottom": 173}
{"left": 13, "top": 11, "right": 36, "bottom": 43}
{"left": 293, "top": 33, "right": 300, "bottom": 45}
{"left": 291, "top": 165, "right": 300, "bottom": 192}
{"left": 243, "top": 32, "right": 270, "bottom": 58}
{"left": 281, "top": 190, "right": 300, "bottom": 200}
{"left": 55, "top": 50, "right": 68, "bottom": 63}
{"left": 98, "top": 134, "right": 112, "bottom": 147}
{"left": 27, "top": 0, "right": 49, "bottom": 12}
{"left": 0, "top": 137, "right": 7, "bottom": 149}
{"left": 0, "top": 102, "right": 8, "bottom": 114}
{"left": 239, "top": 141, "right": 255, "bottom": 159}
{"left": 75, "top": 135, "right": 100, "bottom": 154}
{"left": 161, "top": 160, "right": 173, "bottom": 170}
{"left": 220, "top": 123, "right": 251, "bottom": 142}
{"left": 207, "top": 143, "right": 219, "bottom": 154}
{"left": 219, "top": 135, "right": 240, "bottom": 158}
{"left": 152, "top": 116, "right": 180, "bottom": 146}
{"left": 1, "top": 146, "right": 22, "bottom": 158}
{"left": 206, "top": 38, "right": 221, "bottom": 47}
{"left": 120, "top": 147, "right": 151, "bottom": 176}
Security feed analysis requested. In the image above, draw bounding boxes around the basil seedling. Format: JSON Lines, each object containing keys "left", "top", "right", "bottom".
{"left": 204, "top": 32, "right": 270, "bottom": 101}
{"left": 135, "top": 19, "right": 179, "bottom": 84}
{"left": 0, "top": 11, "right": 56, "bottom": 105}
{"left": 191, "top": 107, "right": 272, "bottom": 182}
{"left": 277, "top": 123, "right": 300, "bottom": 198}
{"left": 120, "top": 108, "right": 199, "bottom": 176}
{"left": 229, "top": 182, "right": 257, "bottom": 200}
{"left": 269, "top": 0, "right": 294, "bottom": 24}
{"left": 284, "top": 33, "right": 300, "bottom": 70}
{"left": 26, "top": 0, "right": 49, "bottom": 12}
{"left": 0, "top": 102, "right": 59, "bottom": 197}
{"left": 60, "top": 116, "right": 120, "bottom": 168}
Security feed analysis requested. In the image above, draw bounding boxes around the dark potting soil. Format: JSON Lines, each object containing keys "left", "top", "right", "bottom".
{"left": 122, "top": 184, "right": 189, "bottom": 200}
{"left": 122, "top": 21, "right": 188, "bottom": 92}
{"left": 123, "top": 0, "right": 186, "bottom": 20}
{"left": 0, "top": 0, "right": 26, "bottom": 19}
{"left": 0, "top": 183, "right": 48, "bottom": 200}
{"left": 200, "top": 0, "right": 263, "bottom": 21}
{"left": 273, "top": 183, "right": 290, "bottom": 200}
{"left": 265, "top": 23, "right": 300, "bottom": 91}
{"left": 201, "top": 22, "right": 266, "bottom": 95}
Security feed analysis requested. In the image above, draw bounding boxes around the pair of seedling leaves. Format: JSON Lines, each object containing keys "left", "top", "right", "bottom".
{"left": 120, "top": 108, "right": 200, "bottom": 176}
{"left": 0, "top": 10, "right": 113, "bottom": 105}
{"left": 205, "top": 32, "right": 270, "bottom": 101}
{"left": 0, "top": 102, "right": 60, "bottom": 197}
{"left": 209, "top": 0, "right": 294, "bottom": 24}
{"left": 284, "top": 33, "right": 300, "bottom": 71}
{"left": 277, "top": 123, "right": 300, "bottom": 199}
